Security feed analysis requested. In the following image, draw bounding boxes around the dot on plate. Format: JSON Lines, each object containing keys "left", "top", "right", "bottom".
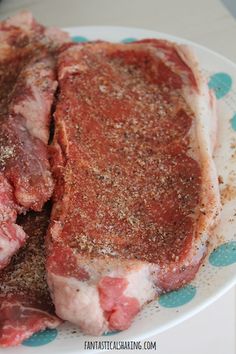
{"left": 208, "top": 72, "right": 232, "bottom": 99}
{"left": 72, "top": 35, "right": 88, "bottom": 43}
{"left": 103, "top": 330, "right": 121, "bottom": 336}
{"left": 121, "top": 37, "right": 137, "bottom": 43}
{"left": 22, "top": 328, "right": 58, "bottom": 347}
{"left": 209, "top": 241, "right": 236, "bottom": 267}
{"left": 230, "top": 113, "right": 236, "bottom": 131}
{"left": 159, "top": 284, "right": 197, "bottom": 308}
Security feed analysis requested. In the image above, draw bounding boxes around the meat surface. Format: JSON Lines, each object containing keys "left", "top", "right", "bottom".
{"left": 0, "top": 205, "right": 61, "bottom": 347}
{"left": 47, "top": 40, "right": 221, "bottom": 335}
{"left": 0, "top": 12, "right": 69, "bottom": 269}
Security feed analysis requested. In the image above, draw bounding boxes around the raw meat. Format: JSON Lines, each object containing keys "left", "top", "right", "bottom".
{"left": 0, "top": 205, "right": 61, "bottom": 347}
{"left": 47, "top": 40, "right": 221, "bottom": 335}
{"left": 0, "top": 12, "right": 69, "bottom": 269}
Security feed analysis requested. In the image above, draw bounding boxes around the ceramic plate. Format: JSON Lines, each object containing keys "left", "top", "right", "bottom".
{"left": 2, "top": 26, "right": 236, "bottom": 354}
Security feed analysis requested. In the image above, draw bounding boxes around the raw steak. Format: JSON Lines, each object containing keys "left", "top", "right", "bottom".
{"left": 47, "top": 40, "right": 221, "bottom": 335}
{"left": 0, "top": 12, "right": 69, "bottom": 269}
{"left": 0, "top": 205, "right": 61, "bottom": 347}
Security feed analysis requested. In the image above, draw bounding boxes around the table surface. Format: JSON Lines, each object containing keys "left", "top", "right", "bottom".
{"left": 0, "top": 0, "right": 235, "bottom": 353}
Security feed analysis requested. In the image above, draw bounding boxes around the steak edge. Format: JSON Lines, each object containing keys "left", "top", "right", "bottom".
{"left": 0, "top": 12, "right": 69, "bottom": 269}
{"left": 0, "top": 206, "right": 61, "bottom": 347}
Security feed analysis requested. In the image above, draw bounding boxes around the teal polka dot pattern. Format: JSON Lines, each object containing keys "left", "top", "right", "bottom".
{"left": 208, "top": 73, "right": 232, "bottom": 99}
{"left": 103, "top": 330, "right": 121, "bottom": 336}
{"left": 159, "top": 285, "right": 197, "bottom": 308}
{"left": 230, "top": 113, "right": 236, "bottom": 131}
{"left": 22, "top": 328, "right": 58, "bottom": 347}
{"left": 209, "top": 241, "right": 236, "bottom": 267}
{"left": 72, "top": 35, "right": 88, "bottom": 43}
{"left": 121, "top": 37, "right": 137, "bottom": 43}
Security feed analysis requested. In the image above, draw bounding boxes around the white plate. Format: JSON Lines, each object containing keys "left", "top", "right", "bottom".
{"left": 2, "top": 26, "right": 236, "bottom": 354}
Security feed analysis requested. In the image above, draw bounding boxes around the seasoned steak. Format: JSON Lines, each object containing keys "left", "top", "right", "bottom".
{"left": 47, "top": 40, "right": 220, "bottom": 335}
{"left": 0, "top": 12, "right": 69, "bottom": 269}
{"left": 0, "top": 205, "right": 61, "bottom": 347}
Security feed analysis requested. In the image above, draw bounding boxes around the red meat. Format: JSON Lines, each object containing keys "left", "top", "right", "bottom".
{"left": 47, "top": 40, "right": 221, "bottom": 335}
{"left": 0, "top": 11, "right": 69, "bottom": 269}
